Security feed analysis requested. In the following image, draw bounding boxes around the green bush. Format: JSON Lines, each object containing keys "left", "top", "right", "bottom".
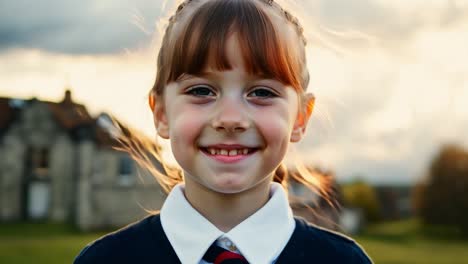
{"left": 341, "top": 180, "right": 381, "bottom": 222}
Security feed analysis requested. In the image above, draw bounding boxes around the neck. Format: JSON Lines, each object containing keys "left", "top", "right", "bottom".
{"left": 184, "top": 178, "right": 272, "bottom": 232}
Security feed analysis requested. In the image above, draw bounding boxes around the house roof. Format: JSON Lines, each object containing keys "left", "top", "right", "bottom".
{"left": 0, "top": 90, "right": 153, "bottom": 150}
{"left": 0, "top": 97, "right": 18, "bottom": 132}
{"left": 46, "top": 102, "right": 94, "bottom": 130}
{"left": 1, "top": 91, "right": 94, "bottom": 132}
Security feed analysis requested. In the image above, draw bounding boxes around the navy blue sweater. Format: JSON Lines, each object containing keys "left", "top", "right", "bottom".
{"left": 74, "top": 214, "right": 372, "bottom": 263}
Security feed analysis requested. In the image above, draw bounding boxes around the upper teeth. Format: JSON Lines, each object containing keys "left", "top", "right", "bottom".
{"left": 207, "top": 148, "right": 250, "bottom": 156}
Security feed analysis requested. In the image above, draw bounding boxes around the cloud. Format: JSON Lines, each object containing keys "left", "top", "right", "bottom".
{"left": 294, "top": 7, "right": 468, "bottom": 183}
{"left": 2, "top": 0, "right": 467, "bottom": 55}
{"left": 0, "top": 0, "right": 162, "bottom": 54}
{"left": 298, "top": 0, "right": 468, "bottom": 54}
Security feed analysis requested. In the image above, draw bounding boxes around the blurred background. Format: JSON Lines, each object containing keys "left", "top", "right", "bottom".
{"left": 0, "top": 0, "right": 467, "bottom": 263}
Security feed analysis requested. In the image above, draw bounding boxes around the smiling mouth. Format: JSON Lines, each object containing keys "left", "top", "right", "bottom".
{"left": 200, "top": 147, "right": 258, "bottom": 156}
{"left": 199, "top": 147, "right": 258, "bottom": 163}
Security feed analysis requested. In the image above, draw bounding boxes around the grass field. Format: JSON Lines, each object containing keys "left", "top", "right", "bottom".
{"left": 357, "top": 219, "right": 468, "bottom": 264}
{"left": 1, "top": 219, "right": 467, "bottom": 264}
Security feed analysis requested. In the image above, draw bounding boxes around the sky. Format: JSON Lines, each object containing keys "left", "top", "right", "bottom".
{"left": 1, "top": 0, "right": 467, "bottom": 184}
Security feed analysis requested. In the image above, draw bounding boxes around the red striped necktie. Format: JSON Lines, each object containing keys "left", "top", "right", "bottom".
{"left": 202, "top": 242, "right": 249, "bottom": 264}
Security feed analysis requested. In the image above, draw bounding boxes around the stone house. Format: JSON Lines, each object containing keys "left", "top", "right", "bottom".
{"left": 0, "top": 91, "right": 166, "bottom": 231}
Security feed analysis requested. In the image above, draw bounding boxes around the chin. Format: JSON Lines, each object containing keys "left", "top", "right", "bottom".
{"left": 207, "top": 178, "right": 252, "bottom": 194}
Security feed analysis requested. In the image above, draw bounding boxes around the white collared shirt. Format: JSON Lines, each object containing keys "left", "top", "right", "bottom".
{"left": 160, "top": 182, "right": 296, "bottom": 264}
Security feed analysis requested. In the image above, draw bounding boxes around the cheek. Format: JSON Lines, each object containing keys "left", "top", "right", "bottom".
{"left": 254, "top": 105, "right": 296, "bottom": 142}
{"left": 167, "top": 106, "right": 207, "bottom": 167}
{"left": 168, "top": 105, "right": 206, "bottom": 144}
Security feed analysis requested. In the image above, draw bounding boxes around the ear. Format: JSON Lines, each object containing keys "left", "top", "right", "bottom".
{"left": 150, "top": 93, "right": 170, "bottom": 139}
{"left": 290, "top": 93, "right": 315, "bottom": 142}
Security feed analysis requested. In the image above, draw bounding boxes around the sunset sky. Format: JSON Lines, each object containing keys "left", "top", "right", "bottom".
{"left": 1, "top": 0, "right": 467, "bottom": 184}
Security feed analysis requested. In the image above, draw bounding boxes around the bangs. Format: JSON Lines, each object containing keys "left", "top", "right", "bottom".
{"left": 166, "top": 0, "right": 304, "bottom": 91}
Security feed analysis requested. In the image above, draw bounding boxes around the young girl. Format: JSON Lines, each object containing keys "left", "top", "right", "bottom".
{"left": 75, "top": 0, "right": 372, "bottom": 263}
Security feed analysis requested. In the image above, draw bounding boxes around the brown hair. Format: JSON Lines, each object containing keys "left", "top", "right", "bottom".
{"left": 121, "top": 0, "right": 331, "bottom": 203}
{"left": 153, "top": 0, "right": 308, "bottom": 98}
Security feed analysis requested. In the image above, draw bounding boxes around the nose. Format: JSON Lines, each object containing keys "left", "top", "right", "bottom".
{"left": 211, "top": 97, "right": 250, "bottom": 133}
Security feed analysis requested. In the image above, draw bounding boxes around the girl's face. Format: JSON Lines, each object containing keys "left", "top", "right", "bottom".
{"left": 154, "top": 33, "right": 312, "bottom": 195}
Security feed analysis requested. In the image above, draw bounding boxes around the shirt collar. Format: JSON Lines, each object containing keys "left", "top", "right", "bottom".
{"left": 160, "top": 182, "right": 295, "bottom": 264}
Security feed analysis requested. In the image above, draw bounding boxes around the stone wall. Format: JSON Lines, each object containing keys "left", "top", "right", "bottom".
{"left": 0, "top": 131, "right": 25, "bottom": 220}
{"left": 49, "top": 133, "right": 75, "bottom": 221}
{"left": 0, "top": 101, "right": 60, "bottom": 220}
{"left": 76, "top": 144, "right": 165, "bottom": 231}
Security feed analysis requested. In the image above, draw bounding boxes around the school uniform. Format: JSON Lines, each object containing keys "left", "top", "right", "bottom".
{"left": 74, "top": 183, "right": 372, "bottom": 264}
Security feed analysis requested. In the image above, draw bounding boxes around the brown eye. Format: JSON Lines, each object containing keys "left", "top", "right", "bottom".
{"left": 248, "top": 88, "right": 277, "bottom": 98}
{"left": 186, "top": 86, "right": 215, "bottom": 97}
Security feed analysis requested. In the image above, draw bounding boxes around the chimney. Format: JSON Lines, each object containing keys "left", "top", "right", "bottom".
{"left": 63, "top": 90, "right": 72, "bottom": 104}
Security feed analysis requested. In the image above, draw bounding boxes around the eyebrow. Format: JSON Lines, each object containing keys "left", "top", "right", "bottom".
{"left": 176, "top": 71, "right": 222, "bottom": 81}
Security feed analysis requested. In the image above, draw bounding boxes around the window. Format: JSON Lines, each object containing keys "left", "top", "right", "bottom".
{"left": 118, "top": 155, "right": 134, "bottom": 186}
{"left": 30, "top": 148, "right": 49, "bottom": 179}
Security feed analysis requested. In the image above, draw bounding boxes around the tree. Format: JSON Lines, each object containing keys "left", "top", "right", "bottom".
{"left": 418, "top": 144, "right": 468, "bottom": 237}
{"left": 341, "top": 180, "right": 381, "bottom": 222}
